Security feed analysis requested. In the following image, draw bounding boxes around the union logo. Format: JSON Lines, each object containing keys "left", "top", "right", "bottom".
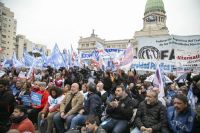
{"left": 138, "top": 46, "right": 160, "bottom": 59}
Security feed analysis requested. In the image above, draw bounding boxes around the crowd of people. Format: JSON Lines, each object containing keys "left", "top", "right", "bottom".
{"left": 0, "top": 66, "right": 200, "bottom": 133}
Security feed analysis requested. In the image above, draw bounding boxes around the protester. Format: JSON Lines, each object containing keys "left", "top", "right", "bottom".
{"left": 38, "top": 86, "right": 64, "bottom": 133}
{"left": 192, "top": 75, "right": 200, "bottom": 104}
{"left": 96, "top": 82, "right": 108, "bottom": 105}
{"left": 17, "top": 81, "right": 32, "bottom": 107}
{"left": 101, "top": 85, "right": 135, "bottom": 133}
{"left": 102, "top": 71, "right": 112, "bottom": 95}
{"left": 0, "top": 79, "right": 15, "bottom": 133}
{"left": 132, "top": 89, "right": 169, "bottom": 133}
{"left": 167, "top": 94, "right": 196, "bottom": 133}
{"left": 84, "top": 115, "right": 106, "bottom": 133}
{"left": 10, "top": 105, "right": 35, "bottom": 133}
{"left": 53, "top": 82, "right": 84, "bottom": 132}
{"left": 27, "top": 81, "right": 49, "bottom": 128}
{"left": 70, "top": 83, "right": 102, "bottom": 129}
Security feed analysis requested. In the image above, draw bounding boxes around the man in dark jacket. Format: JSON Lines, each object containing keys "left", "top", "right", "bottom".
{"left": 70, "top": 83, "right": 102, "bottom": 129}
{"left": 132, "top": 89, "right": 168, "bottom": 133}
{"left": 101, "top": 85, "right": 135, "bottom": 133}
{"left": 0, "top": 79, "right": 15, "bottom": 133}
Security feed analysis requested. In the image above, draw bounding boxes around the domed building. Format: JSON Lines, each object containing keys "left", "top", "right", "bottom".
{"left": 135, "top": 0, "right": 169, "bottom": 37}
{"left": 78, "top": 0, "right": 169, "bottom": 56}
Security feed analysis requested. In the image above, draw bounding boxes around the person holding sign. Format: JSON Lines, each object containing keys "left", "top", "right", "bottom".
{"left": 27, "top": 81, "right": 49, "bottom": 129}
{"left": 38, "top": 86, "right": 65, "bottom": 133}
{"left": 18, "top": 82, "right": 32, "bottom": 108}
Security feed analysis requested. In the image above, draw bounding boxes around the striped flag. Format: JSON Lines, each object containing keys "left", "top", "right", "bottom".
{"left": 153, "top": 64, "right": 165, "bottom": 98}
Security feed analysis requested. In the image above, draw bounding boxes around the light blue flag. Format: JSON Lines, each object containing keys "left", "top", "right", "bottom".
{"left": 23, "top": 50, "right": 35, "bottom": 67}
{"left": 48, "top": 44, "right": 66, "bottom": 68}
{"left": 40, "top": 49, "right": 48, "bottom": 67}
{"left": 68, "top": 49, "right": 72, "bottom": 67}
{"left": 12, "top": 52, "right": 24, "bottom": 68}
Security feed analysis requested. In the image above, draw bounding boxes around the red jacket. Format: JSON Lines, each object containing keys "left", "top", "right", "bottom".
{"left": 10, "top": 118, "right": 35, "bottom": 133}
{"left": 32, "top": 89, "right": 49, "bottom": 109}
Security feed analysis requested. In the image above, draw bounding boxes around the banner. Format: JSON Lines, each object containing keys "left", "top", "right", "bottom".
{"left": 31, "top": 91, "right": 42, "bottom": 106}
{"left": 130, "top": 59, "right": 175, "bottom": 73}
{"left": 120, "top": 44, "right": 133, "bottom": 66}
{"left": 173, "top": 35, "right": 200, "bottom": 72}
{"left": 22, "top": 95, "right": 31, "bottom": 106}
{"left": 137, "top": 35, "right": 200, "bottom": 72}
{"left": 137, "top": 36, "right": 173, "bottom": 60}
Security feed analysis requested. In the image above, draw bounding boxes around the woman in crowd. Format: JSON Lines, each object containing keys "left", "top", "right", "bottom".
{"left": 38, "top": 86, "right": 65, "bottom": 133}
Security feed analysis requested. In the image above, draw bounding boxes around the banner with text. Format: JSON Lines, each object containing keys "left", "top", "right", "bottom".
{"left": 130, "top": 59, "right": 175, "bottom": 73}
{"left": 137, "top": 35, "right": 200, "bottom": 72}
{"left": 31, "top": 91, "right": 42, "bottom": 106}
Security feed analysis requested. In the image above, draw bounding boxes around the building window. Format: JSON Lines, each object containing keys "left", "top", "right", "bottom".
{"left": 2, "top": 35, "right": 6, "bottom": 38}
{"left": 1, "top": 40, "right": 6, "bottom": 44}
{"left": 3, "top": 23, "right": 7, "bottom": 28}
{"left": 86, "top": 44, "right": 89, "bottom": 47}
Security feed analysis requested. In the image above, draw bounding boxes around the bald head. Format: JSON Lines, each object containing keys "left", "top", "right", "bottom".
{"left": 71, "top": 83, "right": 79, "bottom": 94}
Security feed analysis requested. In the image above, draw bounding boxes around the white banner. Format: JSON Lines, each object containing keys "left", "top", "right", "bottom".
{"left": 137, "top": 35, "right": 200, "bottom": 72}
{"left": 173, "top": 35, "right": 200, "bottom": 72}
{"left": 130, "top": 59, "right": 175, "bottom": 73}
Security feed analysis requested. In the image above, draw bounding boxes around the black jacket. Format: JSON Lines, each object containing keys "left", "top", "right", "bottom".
{"left": 84, "top": 93, "right": 102, "bottom": 116}
{"left": 106, "top": 94, "right": 135, "bottom": 120}
{"left": 135, "top": 100, "right": 168, "bottom": 132}
{"left": 0, "top": 90, "right": 15, "bottom": 124}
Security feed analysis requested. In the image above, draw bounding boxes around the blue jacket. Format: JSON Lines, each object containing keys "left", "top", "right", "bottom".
{"left": 167, "top": 106, "right": 196, "bottom": 133}
{"left": 83, "top": 92, "right": 102, "bottom": 116}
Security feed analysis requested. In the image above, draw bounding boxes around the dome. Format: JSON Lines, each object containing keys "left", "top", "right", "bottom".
{"left": 145, "top": 0, "right": 165, "bottom": 14}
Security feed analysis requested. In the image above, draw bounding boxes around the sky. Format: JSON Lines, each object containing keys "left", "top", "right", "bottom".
{"left": 2, "top": 0, "right": 200, "bottom": 51}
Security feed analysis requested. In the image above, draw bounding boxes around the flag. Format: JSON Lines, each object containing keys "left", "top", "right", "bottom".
{"left": 47, "top": 44, "right": 66, "bottom": 68}
{"left": 153, "top": 64, "right": 165, "bottom": 98}
{"left": 187, "top": 86, "right": 198, "bottom": 110}
{"left": 120, "top": 44, "right": 133, "bottom": 66}
{"left": 12, "top": 52, "right": 24, "bottom": 68}
{"left": 23, "top": 50, "right": 35, "bottom": 67}
{"left": 95, "top": 41, "right": 109, "bottom": 57}
{"left": 26, "top": 60, "right": 36, "bottom": 80}
{"left": 96, "top": 42, "right": 105, "bottom": 54}
{"left": 95, "top": 42, "right": 109, "bottom": 69}
{"left": 62, "top": 49, "right": 68, "bottom": 67}
{"left": 68, "top": 49, "right": 72, "bottom": 67}
{"left": 41, "top": 49, "right": 48, "bottom": 67}
{"left": 32, "top": 44, "right": 42, "bottom": 54}
{"left": 71, "top": 45, "right": 78, "bottom": 66}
